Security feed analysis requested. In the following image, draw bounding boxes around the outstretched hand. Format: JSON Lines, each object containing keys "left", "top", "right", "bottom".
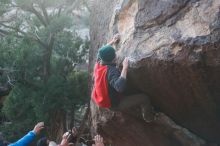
{"left": 92, "top": 135, "right": 104, "bottom": 146}
{"left": 33, "top": 122, "right": 44, "bottom": 135}
{"left": 60, "top": 132, "right": 71, "bottom": 146}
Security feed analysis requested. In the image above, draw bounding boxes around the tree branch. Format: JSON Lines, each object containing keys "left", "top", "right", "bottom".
{"left": 65, "top": 0, "right": 81, "bottom": 14}
{"left": 27, "top": 4, "right": 47, "bottom": 27}
{"left": 10, "top": 2, "right": 46, "bottom": 27}
{"left": 0, "top": 29, "right": 10, "bottom": 36}
{"left": 76, "top": 105, "right": 90, "bottom": 144}
{"left": 40, "top": 3, "right": 50, "bottom": 24}
{"left": 17, "top": 78, "right": 41, "bottom": 90}
{"left": 57, "top": 6, "right": 63, "bottom": 17}
{"left": 0, "top": 23, "right": 47, "bottom": 48}
{"left": 0, "top": 68, "right": 19, "bottom": 72}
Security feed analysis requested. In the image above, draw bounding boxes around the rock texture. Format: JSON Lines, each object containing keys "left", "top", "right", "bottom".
{"left": 89, "top": 0, "right": 220, "bottom": 145}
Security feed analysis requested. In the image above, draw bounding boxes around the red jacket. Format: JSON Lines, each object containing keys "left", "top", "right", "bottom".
{"left": 92, "top": 63, "right": 111, "bottom": 108}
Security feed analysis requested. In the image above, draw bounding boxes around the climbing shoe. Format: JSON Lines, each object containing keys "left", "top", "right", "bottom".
{"left": 141, "top": 104, "right": 156, "bottom": 123}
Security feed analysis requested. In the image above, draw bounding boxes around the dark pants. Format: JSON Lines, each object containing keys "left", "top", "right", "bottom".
{"left": 116, "top": 93, "right": 155, "bottom": 121}
{"left": 113, "top": 94, "right": 152, "bottom": 112}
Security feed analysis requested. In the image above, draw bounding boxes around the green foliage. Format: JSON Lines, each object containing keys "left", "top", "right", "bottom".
{"left": 15, "top": 0, "right": 33, "bottom": 8}
{"left": 48, "top": 16, "right": 73, "bottom": 33}
{"left": 0, "top": 0, "right": 90, "bottom": 141}
{"left": 0, "top": 35, "right": 89, "bottom": 141}
{"left": 1, "top": 85, "right": 37, "bottom": 141}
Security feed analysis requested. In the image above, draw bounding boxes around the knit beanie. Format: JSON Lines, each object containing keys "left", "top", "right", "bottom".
{"left": 98, "top": 45, "right": 116, "bottom": 62}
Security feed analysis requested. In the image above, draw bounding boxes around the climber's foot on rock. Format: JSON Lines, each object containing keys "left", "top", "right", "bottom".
{"left": 141, "top": 105, "right": 156, "bottom": 123}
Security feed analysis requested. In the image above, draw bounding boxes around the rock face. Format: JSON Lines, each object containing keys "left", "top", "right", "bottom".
{"left": 89, "top": 0, "right": 220, "bottom": 145}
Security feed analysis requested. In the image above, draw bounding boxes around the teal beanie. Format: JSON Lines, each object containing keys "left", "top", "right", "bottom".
{"left": 98, "top": 45, "right": 116, "bottom": 62}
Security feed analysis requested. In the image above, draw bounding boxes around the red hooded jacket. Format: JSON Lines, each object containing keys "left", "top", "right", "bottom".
{"left": 92, "top": 63, "right": 111, "bottom": 108}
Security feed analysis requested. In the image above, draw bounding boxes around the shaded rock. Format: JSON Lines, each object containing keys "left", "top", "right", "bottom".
{"left": 91, "top": 102, "right": 209, "bottom": 146}
{"left": 89, "top": 0, "right": 220, "bottom": 145}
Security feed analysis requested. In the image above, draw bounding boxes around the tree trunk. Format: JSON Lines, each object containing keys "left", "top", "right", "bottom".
{"left": 66, "top": 108, "right": 75, "bottom": 131}
{"left": 43, "top": 47, "right": 52, "bottom": 82}
{"left": 48, "top": 110, "right": 66, "bottom": 142}
{"left": 43, "top": 34, "right": 54, "bottom": 82}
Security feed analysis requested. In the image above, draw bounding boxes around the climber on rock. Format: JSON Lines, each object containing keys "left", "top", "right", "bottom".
{"left": 92, "top": 34, "right": 155, "bottom": 122}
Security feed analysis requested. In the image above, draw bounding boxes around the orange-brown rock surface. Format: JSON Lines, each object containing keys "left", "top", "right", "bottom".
{"left": 89, "top": 0, "right": 220, "bottom": 145}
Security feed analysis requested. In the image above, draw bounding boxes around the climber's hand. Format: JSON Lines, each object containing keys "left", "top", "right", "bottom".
{"left": 113, "top": 33, "right": 120, "bottom": 43}
{"left": 122, "top": 57, "right": 129, "bottom": 70}
{"left": 107, "top": 33, "right": 120, "bottom": 45}
{"left": 33, "top": 122, "right": 44, "bottom": 135}
{"left": 120, "top": 57, "right": 129, "bottom": 79}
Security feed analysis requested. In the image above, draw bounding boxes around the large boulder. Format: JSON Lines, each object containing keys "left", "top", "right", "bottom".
{"left": 89, "top": 0, "right": 220, "bottom": 145}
